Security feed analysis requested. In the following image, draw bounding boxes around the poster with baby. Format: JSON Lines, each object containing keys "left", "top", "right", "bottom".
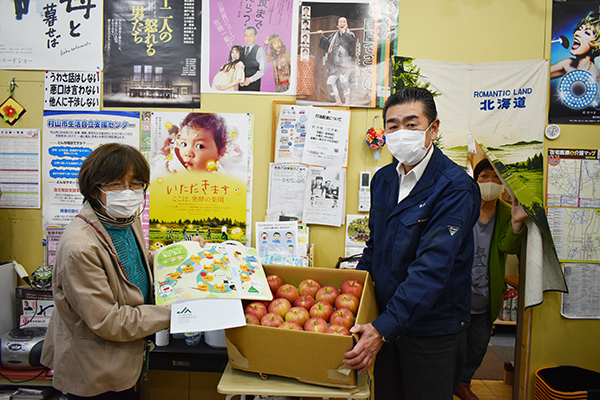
{"left": 148, "top": 112, "right": 253, "bottom": 248}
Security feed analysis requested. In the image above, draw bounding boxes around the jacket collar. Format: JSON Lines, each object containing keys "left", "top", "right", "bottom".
{"left": 382, "top": 146, "right": 445, "bottom": 216}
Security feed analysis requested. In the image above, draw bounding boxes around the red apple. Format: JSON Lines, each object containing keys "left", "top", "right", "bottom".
{"left": 245, "top": 313, "right": 260, "bottom": 325}
{"left": 341, "top": 279, "right": 364, "bottom": 299}
{"left": 244, "top": 301, "right": 268, "bottom": 320}
{"left": 293, "top": 295, "right": 316, "bottom": 310}
{"left": 330, "top": 308, "right": 355, "bottom": 329}
{"left": 279, "top": 321, "right": 303, "bottom": 331}
{"left": 268, "top": 297, "right": 292, "bottom": 317}
{"left": 316, "top": 285, "right": 340, "bottom": 305}
{"left": 309, "top": 301, "right": 335, "bottom": 322}
{"left": 325, "top": 324, "right": 351, "bottom": 335}
{"left": 304, "top": 317, "right": 328, "bottom": 333}
{"left": 285, "top": 306, "right": 310, "bottom": 326}
{"left": 298, "top": 279, "right": 321, "bottom": 298}
{"left": 334, "top": 293, "right": 360, "bottom": 315}
{"left": 260, "top": 312, "right": 284, "bottom": 327}
{"left": 267, "top": 275, "right": 284, "bottom": 294}
{"left": 275, "top": 284, "right": 300, "bottom": 303}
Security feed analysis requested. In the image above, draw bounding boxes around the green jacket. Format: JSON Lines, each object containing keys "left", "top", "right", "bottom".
{"left": 488, "top": 199, "right": 523, "bottom": 320}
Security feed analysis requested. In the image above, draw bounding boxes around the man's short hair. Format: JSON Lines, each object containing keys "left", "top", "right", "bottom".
{"left": 383, "top": 87, "right": 438, "bottom": 124}
{"left": 474, "top": 158, "right": 494, "bottom": 180}
{"left": 245, "top": 26, "right": 257, "bottom": 35}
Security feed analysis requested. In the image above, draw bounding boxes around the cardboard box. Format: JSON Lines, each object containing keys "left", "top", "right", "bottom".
{"left": 225, "top": 265, "right": 378, "bottom": 390}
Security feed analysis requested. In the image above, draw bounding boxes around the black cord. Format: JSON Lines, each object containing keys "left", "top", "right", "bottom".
{"left": 0, "top": 367, "right": 52, "bottom": 383}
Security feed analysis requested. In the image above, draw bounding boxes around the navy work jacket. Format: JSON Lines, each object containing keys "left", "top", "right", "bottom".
{"left": 357, "top": 146, "right": 481, "bottom": 341}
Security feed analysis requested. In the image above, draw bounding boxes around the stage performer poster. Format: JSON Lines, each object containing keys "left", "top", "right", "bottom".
{"left": 103, "top": 0, "right": 201, "bottom": 108}
{"left": 201, "top": 0, "right": 298, "bottom": 95}
{"left": 549, "top": 0, "right": 600, "bottom": 124}
{"left": 0, "top": 0, "right": 103, "bottom": 71}
{"left": 392, "top": 56, "right": 567, "bottom": 304}
{"left": 149, "top": 112, "right": 253, "bottom": 250}
{"left": 296, "top": 0, "right": 398, "bottom": 108}
{"left": 42, "top": 110, "right": 140, "bottom": 227}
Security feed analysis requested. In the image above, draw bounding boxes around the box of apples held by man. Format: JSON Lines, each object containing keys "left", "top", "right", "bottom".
{"left": 225, "top": 264, "right": 378, "bottom": 390}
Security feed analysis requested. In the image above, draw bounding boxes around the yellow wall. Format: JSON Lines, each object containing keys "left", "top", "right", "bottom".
{"left": 1, "top": 0, "right": 599, "bottom": 399}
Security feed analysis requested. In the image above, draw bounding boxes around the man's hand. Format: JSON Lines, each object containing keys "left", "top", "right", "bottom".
{"left": 511, "top": 196, "right": 528, "bottom": 232}
{"left": 240, "top": 78, "right": 251, "bottom": 87}
{"left": 317, "top": 30, "right": 324, "bottom": 38}
{"left": 343, "top": 323, "right": 384, "bottom": 375}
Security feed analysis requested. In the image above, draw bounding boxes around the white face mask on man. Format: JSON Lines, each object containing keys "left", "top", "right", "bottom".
{"left": 478, "top": 181, "right": 504, "bottom": 201}
{"left": 99, "top": 188, "right": 145, "bottom": 219}
{"left": 385, "top": 122, "right": 433, "bottom": 166}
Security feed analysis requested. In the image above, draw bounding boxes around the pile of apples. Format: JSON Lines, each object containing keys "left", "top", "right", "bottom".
{"left": 243, "top": 275, "right": 363, "bottom": 335}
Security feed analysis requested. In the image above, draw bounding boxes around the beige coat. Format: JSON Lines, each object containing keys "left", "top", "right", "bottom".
{"left": 41, "top": 203, "right": 170, "bottom": 396}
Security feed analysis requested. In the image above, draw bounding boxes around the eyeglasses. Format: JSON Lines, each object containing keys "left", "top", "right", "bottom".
{"left": 100, "top": 182, "right": 148, "bottom": 192}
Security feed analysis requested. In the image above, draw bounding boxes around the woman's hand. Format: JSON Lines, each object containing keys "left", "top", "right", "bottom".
{"left": 191, "top": 236, "right": 206, "bottom": 247}
{"left": 511, "top": 196, "right": 528, "bottom": 232}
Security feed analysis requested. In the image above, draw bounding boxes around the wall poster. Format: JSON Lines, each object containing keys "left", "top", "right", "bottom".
{"left": 549, "top": 0, "right": 600, "bottom": 124}
{"left": 103, "top": 0, "right": 201, "bottom": 108}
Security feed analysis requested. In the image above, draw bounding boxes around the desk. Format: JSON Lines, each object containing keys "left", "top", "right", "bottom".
{"left": 217, "top": 364, "right": 371, "bottom": 400}
{"left": 0, "top": 366, "right": 53, "bottom": 387}
{"left": 149, "top": 337, "right": 228, "bottom": 373}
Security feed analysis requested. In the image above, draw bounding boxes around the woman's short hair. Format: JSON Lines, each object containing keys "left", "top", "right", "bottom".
{"left": 474, "top": 158, "right": 493, "bottom": 180}
{"left": 78, "top": 143, "right": 149, "bottom": 203}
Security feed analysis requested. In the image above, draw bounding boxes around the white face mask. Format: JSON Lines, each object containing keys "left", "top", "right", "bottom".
{"left": 385, "top": 123, "right": 433, "bottom": 166}
{"left": 99, "top": 188, "right": 145, "bottom": 219}
{"left": 478, "top": 181, "right": 504, "bottom": 202}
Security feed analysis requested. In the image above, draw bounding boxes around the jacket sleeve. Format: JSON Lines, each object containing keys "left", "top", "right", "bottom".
{"left": 56, "top": 236, "right": 170, "bottom": 343}
{"left": 371, "top": 186, "right": 480, "bottom": 341}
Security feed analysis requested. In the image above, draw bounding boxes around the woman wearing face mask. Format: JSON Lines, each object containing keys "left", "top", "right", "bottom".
{"left": 41, "top": 144, "right": 203, "bottom": 400}
{"left": 455, "top": 158, "right": 528, "bottom": 400}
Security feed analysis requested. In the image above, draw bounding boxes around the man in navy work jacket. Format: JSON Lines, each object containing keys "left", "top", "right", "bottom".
{"left": 344, "top": 87, "right": 481, "bottom": 399}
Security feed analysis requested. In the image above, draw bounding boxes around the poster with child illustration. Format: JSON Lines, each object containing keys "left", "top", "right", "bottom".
{"left": 149, "top": 112, "right": 253, "bottom": 248}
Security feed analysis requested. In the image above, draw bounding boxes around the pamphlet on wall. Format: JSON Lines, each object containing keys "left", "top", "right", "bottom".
{"left": 267, "top": 163, "right": 308, "bottom": 221}
{"left": 561, "top": 263, "right": 600, "bottom": 319}
{"left": 255, "top": 221, "right": 303, "bottom": 266}
{"left": 301, "top": 107, "right": 350, "bottom": 168}
{"left": 274, "top": 105, "right": 311, "bottom": 164}
{"left": 302, "top": 166, "right": 346, "bottom": 226}
{"left": 153, "top": 241, "right": 272, "bottom": 306}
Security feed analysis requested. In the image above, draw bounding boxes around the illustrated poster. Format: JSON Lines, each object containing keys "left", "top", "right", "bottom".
{"left": 297, "top": 0, "right": 398, "bottom": 107}
{"left": 202, "top": 0, "right": 298, "bottom": 94}
{"left": 103, "top": 0, "right": 201, "bottom": 108}
{"left": 148, "top": 112, "right": 253, "bottom": 249}
{"left": 549, "top": 1, "right": 600, "bottom": 124}
{"left": 42, "top": 111, "right": 140, "bottom": 226}
{"left": 154, "top": 241, "right": 271, "bottom": 306}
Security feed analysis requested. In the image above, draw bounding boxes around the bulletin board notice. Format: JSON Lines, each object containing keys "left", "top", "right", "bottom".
{"left": 0, "top": 129, "right": 41, "bottom": 209}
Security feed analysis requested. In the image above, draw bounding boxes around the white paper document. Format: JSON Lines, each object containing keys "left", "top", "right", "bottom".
{"left": 267, "top": 163, "right": 308, "bottom": 221}
{"left": 301, "top": 108, "right": 350, "bottom": 168}
{"left": 302, "top": 166, "right": 346, "bottom": 226}
{"left": 170, "top": 298, "right": 245, "bottom": 333}
{"left": 561, "top": 263, "right": 600, "bottom": 319}
{"left": 274, "top": 105, "right": 311, "bottom": 164}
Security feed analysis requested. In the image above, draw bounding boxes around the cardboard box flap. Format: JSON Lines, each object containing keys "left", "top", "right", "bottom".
{"left": 225, "top": 336, "right": 249, "bottom": 368}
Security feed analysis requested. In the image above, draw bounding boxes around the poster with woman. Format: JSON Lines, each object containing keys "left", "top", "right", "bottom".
{"left": 296, "top": 0, "right": 398, "bottom": 108}
{"left": 201, "top": 0, "right": 299, "bottom": 95}
{"left": 149, "top": 112, "right": 253, "bottom": 248}
{"left": 549, "top": 0, "right": 600, "bottom": 124}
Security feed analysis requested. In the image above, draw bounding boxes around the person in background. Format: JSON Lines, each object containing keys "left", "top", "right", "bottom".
{"left": 264, "top": 34, "right": 291, "bottom": 92}
{"left": 239, "top": 26, "right": 267, "bottom": 91}
{"left": 41, "top": 144, "right": 204, "bottom": 400}
{"left": 455, "top": 158, "right": 527, "bottom": 400}
{"left": 343, "top": 87, "right": 481, "bottom": 399}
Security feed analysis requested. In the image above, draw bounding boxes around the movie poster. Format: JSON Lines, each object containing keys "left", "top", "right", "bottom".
{"left": 297, "top": 0, "right": 398, "bottom": 108}
{"left": 201, "top": 0, "right": 298, "bottom": 95}
{"left": 148, "top": 112, "right": 253, "bottom": 250}
{"left": 103, "top": 0, "right": 201, "bottom": 108}
{"left": 0, "top": 0, "right": 103, "bottom": 70}
{"left": 549, "top": 0, "right": 600, "bottom": 124}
